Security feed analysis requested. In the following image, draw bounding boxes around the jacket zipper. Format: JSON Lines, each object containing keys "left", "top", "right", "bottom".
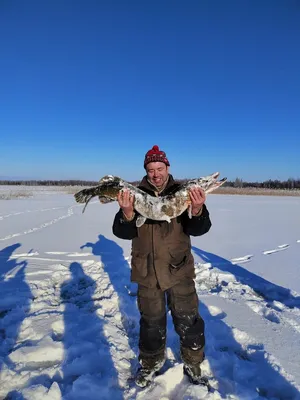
{"left": 152, "top": 223, "right": 160, "bottom": 288}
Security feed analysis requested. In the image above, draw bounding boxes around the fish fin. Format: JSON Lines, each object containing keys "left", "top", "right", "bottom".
{"left": 98, "top": 196, "right": 114, "bottom": 204}
{"left": 185, "top": 198, "right": 192, "bottom": 219}
{"left": 136, "top": 216, "right": 147, "bottom": 227}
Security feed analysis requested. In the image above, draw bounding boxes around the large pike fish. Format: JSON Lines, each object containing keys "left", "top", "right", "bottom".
{"left": 74, "top": 172, "right": 227, "bottom": 227}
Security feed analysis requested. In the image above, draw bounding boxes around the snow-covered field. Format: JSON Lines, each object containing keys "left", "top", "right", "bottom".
{"left": 1, "top": 187, "right": 300, "bottom": 399}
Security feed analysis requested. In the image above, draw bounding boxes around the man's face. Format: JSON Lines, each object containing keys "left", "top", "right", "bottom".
{"left": 146, "top": 162, "right": 169, "bottom": 188}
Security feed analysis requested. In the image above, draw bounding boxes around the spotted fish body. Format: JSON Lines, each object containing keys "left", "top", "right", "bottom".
{"left": 74, "top": 172, "right": 227, "bottom": 227}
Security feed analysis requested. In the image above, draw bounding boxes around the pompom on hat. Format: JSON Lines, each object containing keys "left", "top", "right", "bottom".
{"left": 144, "top": 145, "right": 170, "bottom": 168}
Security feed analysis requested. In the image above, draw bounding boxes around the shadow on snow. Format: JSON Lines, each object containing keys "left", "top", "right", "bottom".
{"left": 81, "top": 235, "right": 140, "bottom": 368}
{"left": 192, "top": 246, "right": 300, "bottom": 399}
{"left": 192, "top": 246, "right": 300, "bottom": 308}
{"left": 0, "top": 244, "right": 32, "bottom": 398}
{"left": 60, "top": 261, "right": 123, "bottom": 399}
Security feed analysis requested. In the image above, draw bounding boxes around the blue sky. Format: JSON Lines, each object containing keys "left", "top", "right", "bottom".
{"left": 1, "top": 0, "right": 299, "bottom": 182}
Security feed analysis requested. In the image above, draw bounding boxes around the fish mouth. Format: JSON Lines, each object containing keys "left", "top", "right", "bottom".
{"left": 211, "top": 172, "right": 220, "bottom": 180}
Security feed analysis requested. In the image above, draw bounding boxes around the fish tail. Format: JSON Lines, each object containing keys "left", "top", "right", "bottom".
{"left": 74, "top": 188, "right": 95, "bottom": 203}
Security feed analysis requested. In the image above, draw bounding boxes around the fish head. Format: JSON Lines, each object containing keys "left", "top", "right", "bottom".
{"left": 188, "top": 172, "right": 226, "bottom": 192}
{"left": 99, "top": 175, "right": 120, "bottom": 184}
{"left": 188, "top": 172, "right": 218, "bottom": 188}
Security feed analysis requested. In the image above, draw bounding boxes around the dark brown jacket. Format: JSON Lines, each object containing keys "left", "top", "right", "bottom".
{"left": 112, "top": 175, "right": 212, "bottom": 291}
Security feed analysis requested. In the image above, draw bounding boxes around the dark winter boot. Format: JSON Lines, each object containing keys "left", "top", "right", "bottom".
{"left": 181, "top": 346, "right": 206, "bottom": 385}
{"left": 135, "top": 355, "right": 165, "bottom": 388}
{"left": 183, "top": 363, "right": 203, "bottom": 384}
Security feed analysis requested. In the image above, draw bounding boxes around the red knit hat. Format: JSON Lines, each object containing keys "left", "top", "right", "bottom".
{"left": 144, "top": 145, "right": 170, "bottom": 168}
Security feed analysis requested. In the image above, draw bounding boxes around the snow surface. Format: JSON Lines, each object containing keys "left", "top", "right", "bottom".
{"left": 0, "top": 187, "right": 300, "bottom": 399}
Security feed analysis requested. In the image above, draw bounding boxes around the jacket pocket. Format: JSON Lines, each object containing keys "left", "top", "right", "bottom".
{"left": 169, "top": 250, "right": 191, "bottom": 274}
{"left": 131, "top": 252, "right": 148, "bottom": 279}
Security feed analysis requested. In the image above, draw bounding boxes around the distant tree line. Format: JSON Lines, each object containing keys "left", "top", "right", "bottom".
{"left": 226, "top": 178, "right": 300, "bottom": 190}
{"left": 1, "top": 177, "right": 300, "bottom": 190}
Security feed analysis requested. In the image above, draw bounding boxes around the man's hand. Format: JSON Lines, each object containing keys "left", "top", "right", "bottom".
{"left": 189, "top": 187, "right": 206, "bottom": 216}
{"left": 117, "top": 189, "right": 135, "bottom": 220}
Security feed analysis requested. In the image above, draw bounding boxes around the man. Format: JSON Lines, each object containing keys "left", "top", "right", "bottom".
{"left": 112, "top": 145, "right": 211, "bottom": 387}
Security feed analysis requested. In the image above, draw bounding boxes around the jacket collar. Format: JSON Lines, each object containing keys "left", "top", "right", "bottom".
{"left": 138, "top": 174, "right": 178, "bottom": 196}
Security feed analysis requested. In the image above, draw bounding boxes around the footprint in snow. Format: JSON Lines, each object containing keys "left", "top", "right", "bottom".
{"left": 205, "top": 305, "right": 227, "bottom": 319}
{"left": 10, "top": 251, "right": 39, "bottom": 258}
{"left": 45, "top": 251, "right": 71, "bottom": 255}
{"left": 263, "top": 244, "right": 289, "bottom": 255}
{"left": 263, "top": 308, "right": 281, "bottom": 324}
{"left": 230, "top": 255, "right": 254, "bottom": 264}
{"left": 218, "top": 346, "right": 252, "bottom": 361}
